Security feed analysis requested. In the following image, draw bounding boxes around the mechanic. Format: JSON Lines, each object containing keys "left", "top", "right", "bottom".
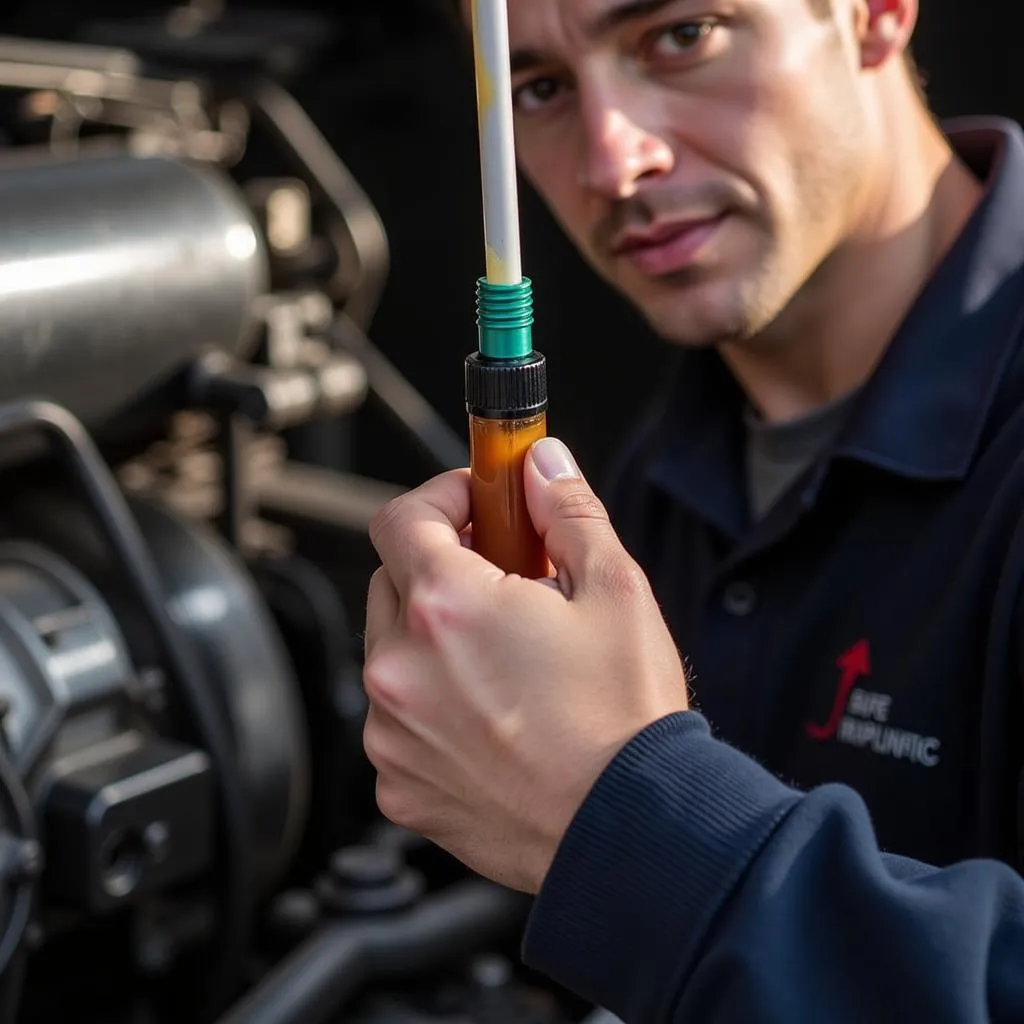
{"left": 363, "top": 0, "right": 1024, "bottom": 1017}
{"left": 432, "top": 0, "right": 1024, "bottom": 872}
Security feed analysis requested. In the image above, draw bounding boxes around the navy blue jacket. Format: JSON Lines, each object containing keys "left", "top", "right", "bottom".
{"left": 523, "top": 713, "right": 1024, "bottom": 1022}
{"left": 522, "top": 117, "right": 1024, "bottom": 1019}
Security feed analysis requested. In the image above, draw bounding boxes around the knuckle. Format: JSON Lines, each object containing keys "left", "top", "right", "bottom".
{"left": 375, "top": 778, "right": 421, "bottom": 832}
{"left": 361, "top": 722, "right": 390, "bottom": 771}
{"left": 405, "top": 579, "right": 465, "bottom": 640}
{"left": 375, "top": 777, "right": 407, "bottom": 826}
{"left": 589, "top": 551, "right": 651, "bottom": 601}
{"left": 551, "top": 487, "right": 610, "bottom": 524}
{"left": 362, "top": 652, "right": 408, "bottom": 712}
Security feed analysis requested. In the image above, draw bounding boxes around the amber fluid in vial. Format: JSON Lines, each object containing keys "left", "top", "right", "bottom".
{"left": 469, "top": 411, "right": 548, "bottom": 578}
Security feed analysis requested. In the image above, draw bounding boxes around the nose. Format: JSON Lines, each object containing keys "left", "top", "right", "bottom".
{"left": 578, "top": 94, "right": 675, "bottom": 199}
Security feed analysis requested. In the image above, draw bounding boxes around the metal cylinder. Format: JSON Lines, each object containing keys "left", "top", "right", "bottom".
{"left": 0, "top": 153, "right": 269, "bottom": 428}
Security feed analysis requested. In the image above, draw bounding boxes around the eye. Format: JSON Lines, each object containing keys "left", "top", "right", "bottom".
{"left": 512, "top": 76, "right": 567, "bottom": 113}
{"left": 649, "top": 19, "right": 718, "bottom": 58}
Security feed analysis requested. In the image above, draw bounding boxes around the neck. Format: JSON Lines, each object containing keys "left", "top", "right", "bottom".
{"left": 720, "top": 92, "right": 984, "bottom": 424}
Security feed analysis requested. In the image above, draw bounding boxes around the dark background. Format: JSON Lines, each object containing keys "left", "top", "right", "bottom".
{"left": 0, "top": 0, "right": 1015, "bottom": 486}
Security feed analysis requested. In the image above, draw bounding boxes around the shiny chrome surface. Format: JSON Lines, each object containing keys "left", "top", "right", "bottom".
{"left": 0, "top": 154, "right": 268, "bottom": 427}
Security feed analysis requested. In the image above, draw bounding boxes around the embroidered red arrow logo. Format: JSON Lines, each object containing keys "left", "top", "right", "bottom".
{"left": 805, "top": 639, "right": 871, "bottom": 741}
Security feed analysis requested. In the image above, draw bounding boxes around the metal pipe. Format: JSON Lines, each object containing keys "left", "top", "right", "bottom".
{"left": 332, "top": 315, "right": 469, "bottom": 472}
{"left": 0, "top": 152, "right": 268, "bottom": 429}
{"left": 216, "top": 881, "right": 529, "bottom": 1024}
{"left": 251, "top": 80, "right": 390, "bottom": 330}
{"left": 257, "top": 462, "right": 404, "bottom": 536}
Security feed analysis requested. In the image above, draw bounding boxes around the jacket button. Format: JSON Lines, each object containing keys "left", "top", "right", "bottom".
{"left": 722, "top": 581, "right": 757, "bottom": 617}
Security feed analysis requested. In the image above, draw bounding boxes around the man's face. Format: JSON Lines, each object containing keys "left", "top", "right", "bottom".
{"left": 467, "top": 0, "right": 880, "bottom": 346}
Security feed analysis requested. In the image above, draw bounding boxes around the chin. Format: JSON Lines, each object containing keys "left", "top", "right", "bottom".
{"left": 631, "top": 277, "right": 761, "bottom": 348}
{"left": 591, "top": 226, "right": 786, "bottom": 347}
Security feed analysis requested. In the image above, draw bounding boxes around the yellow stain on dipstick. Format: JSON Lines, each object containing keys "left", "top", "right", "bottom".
{"left": 486, "top": 247, "right": 513, "bottom": 284}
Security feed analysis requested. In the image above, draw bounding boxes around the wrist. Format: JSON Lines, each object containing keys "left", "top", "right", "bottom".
{"left": 532, "top": 728, "right": 659, "bottom": 892}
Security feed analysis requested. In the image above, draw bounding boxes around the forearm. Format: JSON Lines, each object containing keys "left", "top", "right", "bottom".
{"left": 523, "top": 713, "right": 1024, "bottom": 1024}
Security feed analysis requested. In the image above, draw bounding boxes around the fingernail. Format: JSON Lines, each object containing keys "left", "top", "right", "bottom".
{"left": 532, "top": 438, "right": 581, "bottom": 482}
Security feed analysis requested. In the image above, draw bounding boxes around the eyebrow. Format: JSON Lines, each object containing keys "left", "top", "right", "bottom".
{"left": 592, "top": 0, "right": 682, "bottom": 33}
{"left": 509, "top": 0, "right": 683, "bottom": 73}
{"left": 510, "top": 48, "right": 547, "bottom": 73}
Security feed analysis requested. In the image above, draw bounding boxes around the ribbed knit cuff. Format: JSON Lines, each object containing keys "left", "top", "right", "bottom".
{"left": 522, "top": 712, "right": 801, "bottom": 1022}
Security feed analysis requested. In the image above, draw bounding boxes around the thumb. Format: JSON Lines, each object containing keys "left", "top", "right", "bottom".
{"left": 524, "top": 437, "right": 627, "bottom": 596}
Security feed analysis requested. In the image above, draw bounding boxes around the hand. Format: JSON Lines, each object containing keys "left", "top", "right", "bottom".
{"left": 362, "top": 437, "right": 689, "bottom": 893}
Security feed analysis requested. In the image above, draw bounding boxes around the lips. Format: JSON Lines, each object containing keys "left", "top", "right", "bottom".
{"left": 612, "top": 215, "right": 726, "bottom": 276}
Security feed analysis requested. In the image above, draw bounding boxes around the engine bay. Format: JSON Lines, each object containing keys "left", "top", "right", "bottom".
{"left": 0, "top": 12, "right": 578, "bottom": 1022}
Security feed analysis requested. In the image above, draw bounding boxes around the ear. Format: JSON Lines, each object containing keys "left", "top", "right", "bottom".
{"left": 855, "top": 0, "right": 918, "bottom": 69}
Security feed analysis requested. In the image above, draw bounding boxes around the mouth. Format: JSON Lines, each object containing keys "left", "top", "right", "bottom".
{"left": 611, "top": 215, "right": 727, "bottom": 277}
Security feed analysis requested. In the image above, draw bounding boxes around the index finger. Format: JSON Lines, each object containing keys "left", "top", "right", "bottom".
{"left": 369, "top": 468, "right": 473, "bottom": 597}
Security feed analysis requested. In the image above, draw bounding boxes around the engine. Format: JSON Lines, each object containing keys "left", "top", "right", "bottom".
{"left": 0, "top": 15, "right": 570, "bottom": 1024}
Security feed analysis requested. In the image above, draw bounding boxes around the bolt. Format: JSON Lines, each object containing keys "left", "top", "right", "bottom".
{"left": 268, "top": 889, "right": 321, "bottom": 941}
{"left": 471, "top": 955, "right": 513, "bottom": 990}
{"left": 330, "top": 845, "right": 401, "bottom": 889}
{"left": 143, "top": 822, "right": 170, "bottom": 864}
{"left": 318, "top": 845, "right": 424, "bottom": 916}
{"left": 14, "top": 839, "right": 43, "bottom": 881}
